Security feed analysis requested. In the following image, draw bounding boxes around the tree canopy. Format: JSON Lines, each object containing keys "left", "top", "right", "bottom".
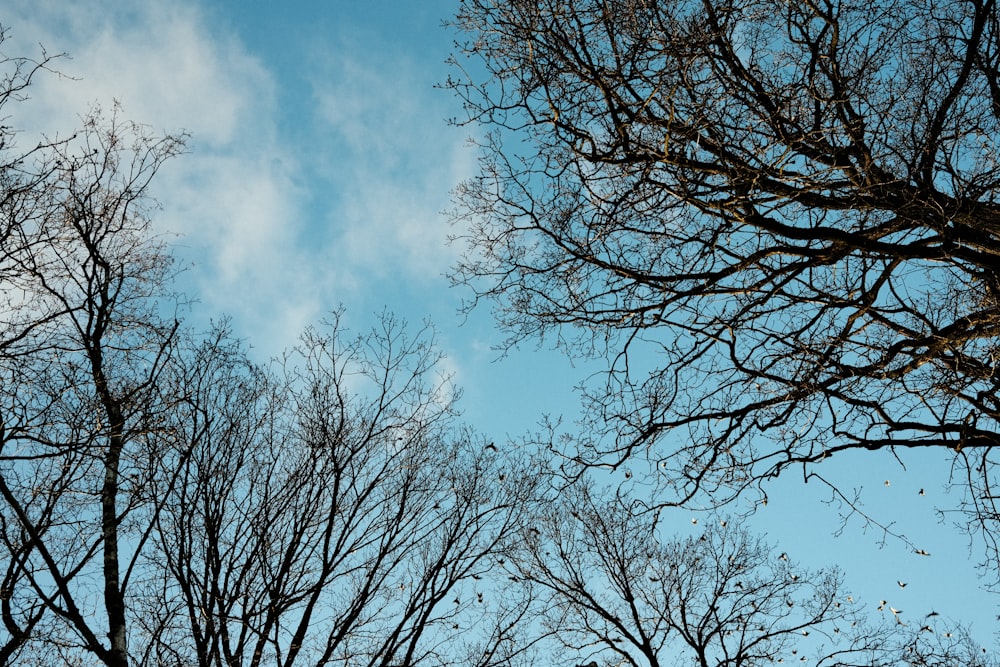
{"left": 0, "top": 7, "right": 997, "bottom": 665}
{"left": 0, "top": 36, "right": 535, "bottom": 666}
{"left": 449, "top": 0, "right": 1000, "bottom": 571}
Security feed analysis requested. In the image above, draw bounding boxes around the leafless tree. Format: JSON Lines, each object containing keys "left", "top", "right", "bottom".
{"left": 134, "top": 314, "right": 541, "bottom": 667}
{"left": 448, "top": 0, "right": 1000, "bottom": 569}
{"left": 0, "top": 30, "right": 544, "bottom": 666}
{"left": 503, "top": 483, "right": 994, "bottom": 667}
{"left": 0, "top": 32, "right": 185, "bottom": 664}
{"left": 899, "top": 624, "right": 1000, "bottom": 667}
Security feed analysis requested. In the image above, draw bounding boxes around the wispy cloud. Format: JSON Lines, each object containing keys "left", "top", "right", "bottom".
{"left": 2, "top": 1, "right": 479, "bottom": 360}
{"left": 3, "top": 3, "right": 270, "bottom": 142}
{"left": 310, "top": 35, "right": 475, "bottom": 294}
{"left": 3, "top": 1, "right": 320, "bottom": 355}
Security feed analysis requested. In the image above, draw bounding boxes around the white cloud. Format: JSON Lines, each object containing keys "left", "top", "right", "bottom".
{"left": 0, "top": 1, "right": 481, "bottom": 360}
{"left": 311, "top": 39, "right": 476, "bottom": 291}
{"left": 3, "top": 3, "right": 270, "bottom": 142}
{"left": 2, "top": 0, "right": 319, "bottom": 356}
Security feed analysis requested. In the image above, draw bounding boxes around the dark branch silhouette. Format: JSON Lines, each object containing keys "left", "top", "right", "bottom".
{"left": 448, "top": 0, "right": 1000, "bottom": 575}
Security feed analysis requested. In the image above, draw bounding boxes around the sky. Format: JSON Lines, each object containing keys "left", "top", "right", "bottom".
{"left": 3, "top": 0, "right": 996, "bottom": 650}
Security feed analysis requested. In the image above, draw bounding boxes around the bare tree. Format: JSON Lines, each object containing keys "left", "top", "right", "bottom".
{"left": 900, "top": 624, "right": 1000, "bottom": 667}
{"left": 0, "top": 31, "right": 542, "bottom": 666}
{"left": 447, "top": 0, "right": 1000, "bottom": 566}
{"left": 129, "top": 313, "right": 541, "bottom": 667}
{"left": 0, "top": 35, "right": 185, "bottom": 663}
{"left": 503, "top": 483, "right": 993, "bottom": 667}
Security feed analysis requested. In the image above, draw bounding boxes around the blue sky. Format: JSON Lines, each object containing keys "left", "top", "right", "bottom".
{"left": 5, "top": 0, "right": 996, "bottom": 649}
